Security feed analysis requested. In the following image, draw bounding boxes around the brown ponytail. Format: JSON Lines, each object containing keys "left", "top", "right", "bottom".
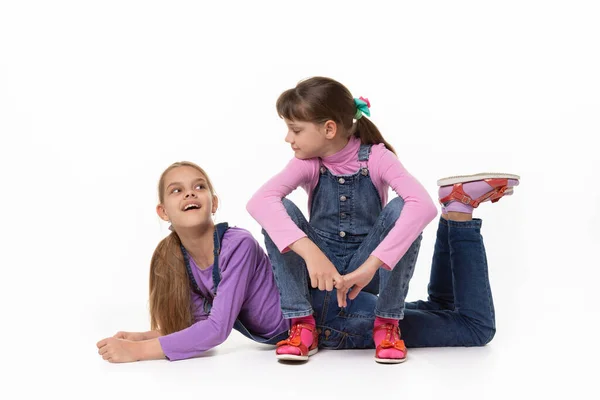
{"left": 355, "top": 116, "right": 396, "bottom": 155}
{"left": 149, "top": 231, "right": 192, "bottom": 334}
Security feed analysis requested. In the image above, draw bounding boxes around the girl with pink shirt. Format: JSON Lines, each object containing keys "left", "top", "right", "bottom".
{"left": 247, "top": 76, "right": 519, "bottom": 363}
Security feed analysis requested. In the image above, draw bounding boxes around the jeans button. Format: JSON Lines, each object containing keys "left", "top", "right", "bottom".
{"left": 338, "top": 178, "right": 345, "bottom": 184}
{"left": 339, "top": 231, "right": 346, "bottom": 237}
{"left": 340, "top": 195, "right": 347, "bottom": 201}
{"left": 340, "top": 213, "right": 346, "bottom": 219}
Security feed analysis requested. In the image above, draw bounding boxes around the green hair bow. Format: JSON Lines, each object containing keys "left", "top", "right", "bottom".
{"left": 354, "top": 96, "right": 371, "bottom": 120}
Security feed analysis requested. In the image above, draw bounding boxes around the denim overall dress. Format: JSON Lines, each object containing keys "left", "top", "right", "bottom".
{"left": 264, "top": 145, "right": 422, "bottom": 349}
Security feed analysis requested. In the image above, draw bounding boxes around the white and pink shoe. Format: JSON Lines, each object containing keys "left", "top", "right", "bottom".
{"left": 437, "top": 173, "right": 520, "bottom": 213}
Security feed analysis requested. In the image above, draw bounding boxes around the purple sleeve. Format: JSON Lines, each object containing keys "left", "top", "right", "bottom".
{"left": 158, "top": 236, "right": 256, "bottom": 361}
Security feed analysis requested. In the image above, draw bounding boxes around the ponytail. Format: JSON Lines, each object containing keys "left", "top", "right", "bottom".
{"left": 149, "top": 231, "right": 193, "bottom": 335}
{"left": 354, "top": 117, "right": 396, "bottom": 155}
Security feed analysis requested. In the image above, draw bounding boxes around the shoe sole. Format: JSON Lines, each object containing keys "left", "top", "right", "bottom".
{"left": 276, "top": 347, "right": 318, "bottom": 361}
{"left": 374, "top": 356, "right": 407, "bottom": 364}
{"left": 437, "top": 173, "right": 520, "bottom": 187}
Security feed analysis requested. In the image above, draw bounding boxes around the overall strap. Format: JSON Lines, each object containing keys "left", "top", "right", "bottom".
{"left": 180, "top": 222, "right": 230, "bottom": 297}
{"left": 181, "top": 244, "right": 202, "bottom": 295}
{"left": 358, "top": 144, "right": 373, "bottom": 161}
{"left": 211, "top": 222, "right": 230, "bottom": 294}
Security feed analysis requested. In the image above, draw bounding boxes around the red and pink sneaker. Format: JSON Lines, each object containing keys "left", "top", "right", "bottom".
{"left": 275, "top": 322, "right": 319, "bottom": 361}
{"left": 437, "top": 173, "right": 520, "bottom": 214}
{"left": 373, "top": 322, "right": 407, "bottom": 364}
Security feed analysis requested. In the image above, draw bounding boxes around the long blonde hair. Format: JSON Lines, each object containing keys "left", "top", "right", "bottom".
{"left": 149, "top": 161, "right": 217, "bottom": 335}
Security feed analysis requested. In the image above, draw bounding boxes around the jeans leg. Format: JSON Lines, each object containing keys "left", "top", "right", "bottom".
{"left": 400, "top": 218, "right": 496, "bottom": 347}
{"left": 262, "top": 198, "right": 341, "bottom": 319}
{"left": 406, "top": 218, "right": 454, "bottom": 311}
{"left": 346, "top": 197, "right": 423, "bottom": 319}
{"left": 345, "top": 197, "right": 405, "bottom": 295}
{"left": 317, "top": 290, "right": 378, "bottom": 350}
{"left": 446, "top": 218, "right": 496, "bottom": 342}
{"left": 377, "top": 234, "right": 422, "bottom": 319}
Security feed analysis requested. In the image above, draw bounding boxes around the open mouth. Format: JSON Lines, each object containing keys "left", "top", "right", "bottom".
{"left": 182, "top": 203, "right": 201, "bottom": 211}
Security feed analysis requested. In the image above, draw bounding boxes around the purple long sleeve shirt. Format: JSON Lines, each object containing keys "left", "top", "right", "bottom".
{"left": 158, "top": 227, "right": 289, "bottom": 361}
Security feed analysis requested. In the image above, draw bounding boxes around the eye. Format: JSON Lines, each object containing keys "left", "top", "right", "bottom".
{"left": 195, "top": 184, "right": 206, "bottom": 190}
{"left": 171, "top": 188, "right": 181, "bottom": 194}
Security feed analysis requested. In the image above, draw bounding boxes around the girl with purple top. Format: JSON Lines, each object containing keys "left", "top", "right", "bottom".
{"left": 96, "top": 161, "right": 289, "bottom": 363}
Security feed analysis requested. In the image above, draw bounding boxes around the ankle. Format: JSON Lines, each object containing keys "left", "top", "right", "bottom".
{"left": 292, "top": 315, "right": 315, "bottom": 327}
{"left": 445, "top": 211, "right": 473, "bottom": 221}
{"left": 374, "top": 316, "right": 398, "bottom": 327}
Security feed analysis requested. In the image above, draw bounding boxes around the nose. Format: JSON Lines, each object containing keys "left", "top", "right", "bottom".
{"left": 184, "top": 191, "right": 197, "bottom": 199}
{"left": 285, "top": 131, "right": 293, "bottom": 144}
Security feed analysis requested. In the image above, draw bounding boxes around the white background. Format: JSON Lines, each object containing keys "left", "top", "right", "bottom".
{"left": 1, "top": 1, "right": 598, "bottom": 399}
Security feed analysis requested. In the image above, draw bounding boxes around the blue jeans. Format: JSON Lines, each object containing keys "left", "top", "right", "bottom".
{"left": 263, "top": 197, "right": 421, "bottom": 321}
{"left": 316, "top": 217, "right": 496, "bottom": 349}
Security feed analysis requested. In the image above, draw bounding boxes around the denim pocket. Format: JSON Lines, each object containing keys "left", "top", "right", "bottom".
{"left": 317, "top": 326, "right": 346, "bottom": 349}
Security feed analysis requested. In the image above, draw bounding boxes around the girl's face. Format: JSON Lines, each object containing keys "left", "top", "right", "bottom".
{"left": 156, "top": 166, "right": 218, "bottom": 230}
{"left": 283, "top": 118, "right": 329, "bottom": 159}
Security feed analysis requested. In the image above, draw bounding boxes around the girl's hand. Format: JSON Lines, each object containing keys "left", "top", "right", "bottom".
{"left": 335, "top": 256, "right": 382, "bottom": 307}
{"left": 113, "top": 330, "right": 162, "bottom": 341}
{"left": 97, "top": 338, "right": 140, "bottom": 363}
{"left": 290, "top": 238, "right": 342, "bottom": 292}
{"left": 113, "top": 331, "right": 146, "bottom": 341}
{"left": 305, "top": 248, "right": 343, "bottom": 291}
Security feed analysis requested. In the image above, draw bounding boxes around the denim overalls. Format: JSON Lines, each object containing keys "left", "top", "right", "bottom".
{"left": 181, "top": 222, "right": 289, "bottom": 345}
{"left": 263, "top": 144, "right": 423, "bottom": 350}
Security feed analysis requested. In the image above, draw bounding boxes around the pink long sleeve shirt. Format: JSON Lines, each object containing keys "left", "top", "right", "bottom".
{"left": 247, "top": 137, "right": 438, "bottom": 269}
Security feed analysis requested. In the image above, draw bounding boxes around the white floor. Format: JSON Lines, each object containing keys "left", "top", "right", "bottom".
{"left": 50, "top": 308, "right": 595, "bottom": 400}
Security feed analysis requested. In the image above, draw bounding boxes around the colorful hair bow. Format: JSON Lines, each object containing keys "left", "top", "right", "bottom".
{"left": 354, "top": 96, "right": 371, "bottom": 120}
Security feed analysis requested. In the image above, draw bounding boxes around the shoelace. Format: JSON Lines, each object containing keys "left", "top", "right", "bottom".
{"left": 378, "top": 324, "right": 405, "bottom": 350}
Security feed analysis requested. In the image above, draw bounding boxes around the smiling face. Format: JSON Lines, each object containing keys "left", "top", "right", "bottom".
{"left": 156, "top": 165, "right": 218, "bottom": 231}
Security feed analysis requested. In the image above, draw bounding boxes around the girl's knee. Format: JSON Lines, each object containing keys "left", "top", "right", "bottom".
{"left": 381, "top": 197, "right": 405, "bottom": 223}
{"left": 470, "top": 325, "right": 496, "bottom": 346}
{"left": 261, "top": 228, "right": 276, "bottom": 249}
{"left": 478, "top": 326, "right": 496, "bottom": 346}
{"left": 281, "top": 198, "right": 304, "bottom": 224}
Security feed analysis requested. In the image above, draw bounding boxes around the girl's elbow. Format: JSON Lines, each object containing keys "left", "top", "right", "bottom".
{"left": 426, "top": 201, "right": 439, "bottom": 221}
{"left": 215, "top": 327, "right": 233, "bottom": 346}
{"left": 246, "top": 196, "right": 259, "bottom": 217}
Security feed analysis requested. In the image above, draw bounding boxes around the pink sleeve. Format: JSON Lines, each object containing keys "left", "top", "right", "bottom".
{"left": 246, "top": 157, "right": 318, "bottom": 253}
{"left": 370, "top": 147, "right": 438, "bottom": 269}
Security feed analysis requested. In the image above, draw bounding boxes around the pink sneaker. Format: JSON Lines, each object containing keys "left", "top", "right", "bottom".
{"left": 437, "top": 173, "right": 520, "bottom": 213}
{"left": 373, "top": 323, "right": 407, "bottom": 364}
{"left": 275, "top": 322, "right": 319, "bottom": 361}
